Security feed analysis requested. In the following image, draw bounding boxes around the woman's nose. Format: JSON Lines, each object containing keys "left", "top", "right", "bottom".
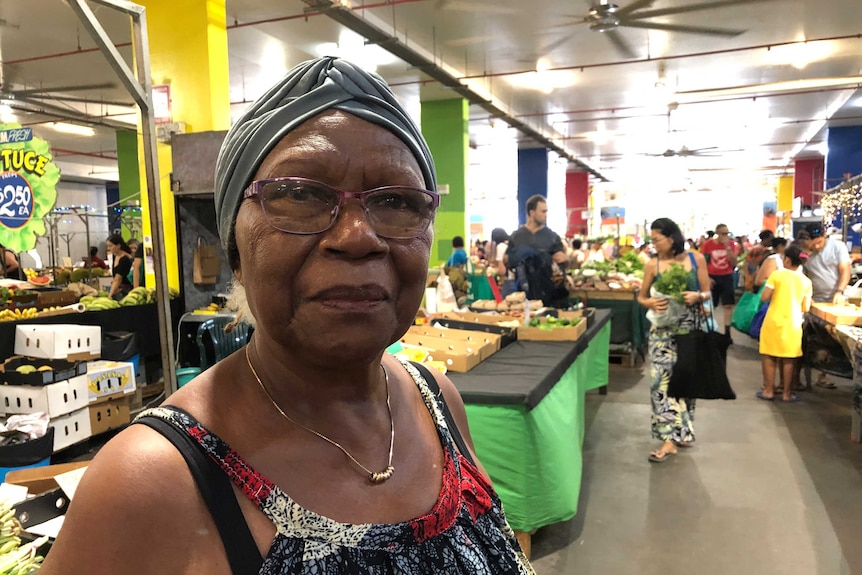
{"left": 318, "top": 200, "right": 388, "bottom": 259}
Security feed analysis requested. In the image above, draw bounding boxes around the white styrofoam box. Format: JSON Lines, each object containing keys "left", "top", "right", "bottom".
{"left": 14, "top": 325, "right": 101, "bottom": 361}
{"left": 85, "top": 361, "right": 136, "bottom": 403}
{"left": 49, "top": 407, "right": 92, "bottom": 452}
{"left": 0, "top": 375, "right": 89, "bottom": 418}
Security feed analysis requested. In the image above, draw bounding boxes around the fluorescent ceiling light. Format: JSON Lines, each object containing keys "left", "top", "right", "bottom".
{"left": 676, "top": 76, "right": 862, "bottom": 102}
{"left": 762, "top": 36, "right": 836, "bottom": 70}
{"left": 48, "top": 122, "right": 95, "bottom": 137}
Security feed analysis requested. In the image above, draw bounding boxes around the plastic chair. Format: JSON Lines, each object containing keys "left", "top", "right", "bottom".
{"left": 196, "top": 316, "right": 250, "bottom": 370}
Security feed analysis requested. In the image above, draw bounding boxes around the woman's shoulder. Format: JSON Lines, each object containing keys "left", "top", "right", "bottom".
{"left": 40, "top": 424, "right": 209, "bottom": 573}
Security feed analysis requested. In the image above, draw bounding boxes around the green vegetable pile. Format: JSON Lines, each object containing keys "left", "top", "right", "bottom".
{"left": 528, "top": 316, "right": 581, "bottom": 330}
{"left": 581, "top": 248, "right": 644, "bottom": 277}
{"left": 0, "top": 499, "right": 47, "bottom": 574}
{"left": 652, "top": 262, "right": 690, "bottom": 303}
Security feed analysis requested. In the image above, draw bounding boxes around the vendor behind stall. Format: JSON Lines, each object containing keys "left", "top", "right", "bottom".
{"left": 0, "top": 243, "right": 23, "bottom": 280}
{"left": 106, "top": 234, "right": 133, "bottom": 298}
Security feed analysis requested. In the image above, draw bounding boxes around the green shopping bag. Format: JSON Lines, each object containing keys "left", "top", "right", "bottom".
{"left": 730, "top": 284, "right": 765, "bottom": 333}
{"left": 465, "top": 259, "right": 495, "bottom": 305}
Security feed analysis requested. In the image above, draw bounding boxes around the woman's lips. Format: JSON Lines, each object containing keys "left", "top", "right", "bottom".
{"left": 311, "top": 284, "right": 389, "bottom": 311}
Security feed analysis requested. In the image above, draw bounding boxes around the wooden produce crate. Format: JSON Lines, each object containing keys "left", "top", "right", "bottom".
{"left": 810, "top": 303, "right": 862, "bottom": 326}
{"left": 517, "top": 315, "right": 588, "bottom": 342}
{"left": 399, "top": 334, "right": 481, "bottom": 373}
{"left": 406, "top": 326, "right": 500, "bottom": 360}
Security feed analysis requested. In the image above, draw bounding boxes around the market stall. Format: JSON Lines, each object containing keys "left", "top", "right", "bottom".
{"left": 807, "top": 303, "right": 862, "bottom": 442}
{"left": 568, "top": 249, "right": 647, "bottom": 364}
{"left": 447, "top": 309, "right": 611, "bottom": 535}
{"left": 569, "top": 288, "right": 648, "bottom": 364}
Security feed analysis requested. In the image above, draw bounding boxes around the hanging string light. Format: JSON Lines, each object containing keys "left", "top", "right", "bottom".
{"left": 821, "top": 176, "right": 862, "bottom": 226}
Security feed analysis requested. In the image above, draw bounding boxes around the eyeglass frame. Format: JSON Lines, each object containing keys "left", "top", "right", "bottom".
{"left": 242, "top": 176, "right": 440, "bottom": 238}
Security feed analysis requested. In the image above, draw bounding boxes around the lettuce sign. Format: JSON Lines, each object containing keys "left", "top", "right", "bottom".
{"left": 0, "top": 123, "right": 60, "bottom": 251}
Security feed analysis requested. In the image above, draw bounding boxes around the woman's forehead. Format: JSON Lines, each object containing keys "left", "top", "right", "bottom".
{"left": 256, "top": 112, "right": 422, "bottom": 181}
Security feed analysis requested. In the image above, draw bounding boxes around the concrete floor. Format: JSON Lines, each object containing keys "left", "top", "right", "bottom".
{"left": 530, "top": 330, "right": 862, "bottom": 575}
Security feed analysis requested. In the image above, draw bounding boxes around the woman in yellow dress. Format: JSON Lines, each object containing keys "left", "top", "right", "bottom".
{"left": 757, "top": 244, "right": 812, "bottom": 402}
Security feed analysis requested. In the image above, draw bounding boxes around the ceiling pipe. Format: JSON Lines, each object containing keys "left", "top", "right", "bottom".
{"left": 51, "top": 148, "right": 118, "bottom": 160}
{"left": 471, "top": 85, "right": 862, "bottom": 123}
{"left": 300, "top": 0, "right": 607, "bottom": 180}
{"left": 226, "top": 0, "right": 425, "bottom": 29}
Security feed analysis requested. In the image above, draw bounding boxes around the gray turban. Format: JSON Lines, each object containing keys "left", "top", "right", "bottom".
{"left": 214, "top": 56, "right": 437, "bottom": 254}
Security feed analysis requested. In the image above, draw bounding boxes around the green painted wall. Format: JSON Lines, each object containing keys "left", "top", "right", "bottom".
{"left": 421, "top": 98, "right": 468, "bottom": 266}
{"left": 115, "top": 130, "right": 141, "bottom": 240}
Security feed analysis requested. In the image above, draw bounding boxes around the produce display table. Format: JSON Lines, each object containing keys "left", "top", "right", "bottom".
{"left": 824, "top": 324, "right": 862, "bottom": 442}
{"left": 0, "top": 299, "right": 184, "bottom": 361}
{"left": 447, "top": 309, "right": 611, "bottom": 533}
{"left": 570, "top": 288, "right": 647, "bottom": 359}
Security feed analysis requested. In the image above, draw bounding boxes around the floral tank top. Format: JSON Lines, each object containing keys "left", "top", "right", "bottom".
{"left": 136, "top": 359, "right": 535, "bottom": 574}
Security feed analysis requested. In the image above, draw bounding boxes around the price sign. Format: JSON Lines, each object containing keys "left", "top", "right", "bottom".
{"left": 0, "top": 123, "right": 59, "bottom": 251}
{"left": 0, "top": 172, "right": 34, "bottom": 229}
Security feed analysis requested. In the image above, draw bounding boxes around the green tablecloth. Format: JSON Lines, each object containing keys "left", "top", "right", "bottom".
{"left": 451, "top": 318, "right": 611, "bottom": 532}
{"left": 572, "top": 290, "right": 648, "bottom": 351}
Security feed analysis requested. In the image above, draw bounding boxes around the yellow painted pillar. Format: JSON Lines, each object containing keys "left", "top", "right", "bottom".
{"left": 137, "top": 0, "right": 230, "bottom": 289}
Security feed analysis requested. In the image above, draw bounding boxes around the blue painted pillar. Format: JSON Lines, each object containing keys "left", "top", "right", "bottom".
{"left": 517, "top": 148, "right": 548, "bottom": 225}
{"left": 825, "top": 126, "right": 862, "bottom": 245}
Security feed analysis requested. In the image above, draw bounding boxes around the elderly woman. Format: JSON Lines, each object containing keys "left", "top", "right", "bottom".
{"left": 40, "top": 58, "right": 533, "bottom": 575}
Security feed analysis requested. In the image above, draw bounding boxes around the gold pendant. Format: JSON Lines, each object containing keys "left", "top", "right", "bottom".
{"left": 369, "top": 466, "right": 395, "bottom": 484}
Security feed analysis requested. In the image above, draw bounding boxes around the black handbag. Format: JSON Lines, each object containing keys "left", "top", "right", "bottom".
{"left": 667, "top": 254, "right": 735, "bottom": 400}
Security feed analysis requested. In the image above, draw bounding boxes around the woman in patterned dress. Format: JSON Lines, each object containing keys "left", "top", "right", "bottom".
{"left": 40, "top": 58, "right": 534, "bottom": 575}
{"left": 637, "top": 218, "right": 711, "bottom": 463}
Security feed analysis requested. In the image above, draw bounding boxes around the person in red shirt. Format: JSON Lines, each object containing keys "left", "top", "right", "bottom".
{"left": 701, "top": 223, "right": 737, "bottom": 337}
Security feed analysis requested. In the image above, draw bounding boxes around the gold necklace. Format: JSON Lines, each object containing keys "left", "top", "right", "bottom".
{"left": 244, "top": 345, "right": 395, "bottom": 484}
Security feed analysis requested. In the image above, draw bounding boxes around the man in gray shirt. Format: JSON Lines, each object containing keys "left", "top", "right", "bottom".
{"left": 800, "top": 222, "right": 851, "bottom": 390}
{"left": 801, "top": 222, "right": 850, "bottom": 303}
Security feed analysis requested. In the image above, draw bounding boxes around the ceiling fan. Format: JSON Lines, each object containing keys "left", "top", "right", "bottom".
{"left": 545, "top": 0, "right": 774, "bottom": 59}
{"left": 644, "top": 104, "right": 722, "bottom": 158}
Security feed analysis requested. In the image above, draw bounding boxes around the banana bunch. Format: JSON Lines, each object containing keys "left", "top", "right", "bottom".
{"left": 0, "top": 500, "right": 47, "bottom": 574}
{"left": 79, "top": 296, "right": 120, "bottom": 311}
{"left": 206, "top": 302, "right": 221, "bottom": 312}
{"left": 0, "top": 308, "right": 38, "bottom": 322}
{"left": 22, "top": 269, "right": 37, "bottom": 281}
{"left": 119, "top": 287, "right": 150, "bottom": 307}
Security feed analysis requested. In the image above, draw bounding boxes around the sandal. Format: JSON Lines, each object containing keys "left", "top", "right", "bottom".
{"left": 783, "top": 394, "right": 802, "bottom": 403}
{"left": 673, "top": 440, "right": 695, "bottom": 448}
{"left": 648, "top": 448, "right": 677, "bottom": 463}
{"left": 815, "top": 373, "right": 837, "bottom": 389}
{"left": 755, "top": 390, "right": 774, "bottom": 401}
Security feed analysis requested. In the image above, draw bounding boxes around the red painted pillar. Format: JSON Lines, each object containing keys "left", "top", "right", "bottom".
{"left": 566, "top": 171, "right": 589, "bottom": 237}
{"left": 794, "top": 158, "right": 824, "bottom": 207}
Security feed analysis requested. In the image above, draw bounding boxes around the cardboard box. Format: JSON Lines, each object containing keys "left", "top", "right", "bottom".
{"left": 85, "top": 360, "right": 136, "bottom": 403}
{"left": 0, "top": 375, "right": 89, "bottom": 418}
{"left": 0, "top": 356, "right": 87, "bottom": 386}
{"left": 88, "top": 396, "right": 131, "bottom": 435}
{"left": 399, "top": 334, "right": 481, "bottom": 372}
{"left": 5, "top": 461, "right": 89, "bottom": 496}
{"left": 517, "top": 315, "right": 588, "bottom": 342}
{"left": 431, "top": 313, "right": 518, "bottom": 348}
{"left": 810, "top": 303, "right": 862, "bottom": 326}
{"left": 35, "top": 290, "right": 78, "bottom": 310}
{"left": 14, "top": 324, "right": 101, "bottom": 361}
{"left": 49, "top": 407, "right": 92, "bottom": 452}
{"left": 407, "top": 326, "right": 501, "bottom": 360}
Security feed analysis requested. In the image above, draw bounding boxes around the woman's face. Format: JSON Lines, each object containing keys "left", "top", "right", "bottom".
{"left": 106, "top": 241, "right": 118, "bottom": 255}
{"left": 650, "top": 230, "right": 673, "bottom": 257}
{"left": 233, "top": 110, "right": 433, "bottom": 363}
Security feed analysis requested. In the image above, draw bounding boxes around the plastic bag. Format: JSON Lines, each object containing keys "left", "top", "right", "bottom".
{"left": 645, "top": 286, "right": 685, "bottom": 328}
{"left": 436, "top": 272, "right": 457, "bottom": 313}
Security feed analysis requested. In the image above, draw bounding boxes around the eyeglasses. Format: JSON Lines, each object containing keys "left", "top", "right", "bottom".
{"left": 243, "top": 177, "right": 440, "bottom": 239}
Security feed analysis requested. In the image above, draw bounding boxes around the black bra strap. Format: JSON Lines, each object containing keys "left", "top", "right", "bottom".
{"left": 410, "top": 361, "right": 476, "bottom": 467}
{"left": 135, "top": 414, "right": 263, "bottom": 575}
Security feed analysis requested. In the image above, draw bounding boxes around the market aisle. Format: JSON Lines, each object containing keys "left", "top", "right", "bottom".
{"left": 530, "top": 331, "right": 862, "bottom": 575}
